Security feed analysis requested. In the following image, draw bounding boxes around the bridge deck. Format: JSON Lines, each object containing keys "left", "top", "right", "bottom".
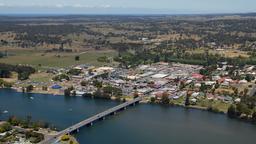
{"left": 40, "top": 97, "right": 141, "bottom": 144}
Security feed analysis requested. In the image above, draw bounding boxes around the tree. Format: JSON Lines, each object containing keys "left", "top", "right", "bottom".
{"left": 243, "top": 88, "right": 249, "bottom": 97}
{"left": 179, "top": 81, "right": 186, "bottom": 90}
{"left": 233, "top": 87, "right": 238, "bottom": 96}
{"left": 252, "top": 112, "right": 256, "bottom": 123}
{"left": 18, "top": 72, "right": 30, "bottom": 81}
{"left": 227, "top": 105, "right": 237, "bottom": 118}
{"left": 185, "top": 93, "right": 190, "bottom": 106}
{"left": 88, "top": 69, "right": 93, "bottom": 75}
{"left": 161, "top": 92, "right": 170, "bottom": 105}
{"left": 8, "top": 116, "right": 20, "bottom": 126}
{"left": 133, "top": 91, "right": 139, "bottom": 98}
{"left": 68, "top": 69, "right": 81, "bottom": 75}
{"left": 93, "top": 80, "right": 102, "bottom": 88}
{"left": 0, "top": 70, "right": 11, "bottom": 78}
{"left": 245, "top": 74, "right": 255, "bottom": 82}
{"left": 200, "top": 68, "right": 210, "bottom": 76}
{"left": 154, "top": 55, "right": 160, "bottom": 63}
{"left": 42, "top": 86, "right": 48, "bottom": 91}
{"left": 185, "top": 96, "right": 190, "bottom": 106}
{"left": 80, "top": 81, "right": 88, "bottom": 86}
{"left": 200, "top": 83, "right": 208, "bottom": 92}
{"left": 26, "top": 85, "right": 34, "bottom": 92}
{"left": 150, "top": 97, "right": 156, "bottom": 103}
{"left": 64, "top": 89, "right": 71, "bottom": 96}
{"left": 52, "top": 74, "right": 70, "bottom": 82}
{"left": 102, "top": 85, "right": 122, "bottom": 98}
{"left": 0, "top": 79, "right": 12, "bottom": 88}
{"left": 75, "top": 56, "right": 80, "bottom": 61}
{"left": 0, "top": 122, "right": 11, "bottom": 133}
{"left": 73, "top": 90, "right": 77, "bottom": 96}
{"left": 236, "top": 103, "right": 251, "bottom": 116}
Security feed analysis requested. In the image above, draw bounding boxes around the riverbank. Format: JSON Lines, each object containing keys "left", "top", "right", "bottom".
{"left": 0, "top": 121, "right": 53, "bottom": 143}
{"left": 12, "top": 87, "right": 64, "bottom": 96}
{"left": 0, "top": 120, "right": 79, "bottom": 144}
{"left": 10, "top": 87, "right": 227, "bottom": 114}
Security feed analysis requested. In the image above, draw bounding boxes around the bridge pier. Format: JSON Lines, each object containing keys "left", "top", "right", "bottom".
{"left": 112, "top": 111, "right": 117, "bottom": 115}
{"left": 77, "top": 129, "right": 79, "bottom": 133}
{"left": 87, "top": 122, "right": 93, "bottom": 127}
{"left": 100, "top": 116, "right": 106, "bottom": 120}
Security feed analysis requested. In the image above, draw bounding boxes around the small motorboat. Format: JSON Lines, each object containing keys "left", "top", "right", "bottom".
{"left": 3, "top": 110, "right": 8, "bottom": 114}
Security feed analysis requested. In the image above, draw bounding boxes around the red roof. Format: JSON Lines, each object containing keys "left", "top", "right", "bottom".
{"left": 192, "top": 73, "right": 204, "bottom": 79}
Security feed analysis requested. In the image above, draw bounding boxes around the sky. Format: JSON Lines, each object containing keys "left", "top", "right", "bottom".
{"left": 0, "top": 0, "right": 255, "bottom": 14}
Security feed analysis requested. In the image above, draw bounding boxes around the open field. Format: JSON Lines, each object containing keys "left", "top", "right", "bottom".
{"left": 187, "top": 48, "right": 250, "bottom": 58}
{"left": 0, "top": 49, "right": 118, "bottom": 68}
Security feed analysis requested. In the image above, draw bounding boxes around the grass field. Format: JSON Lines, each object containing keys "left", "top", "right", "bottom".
{"left": 0, "top": 49, "right": 118, "bottom": 68}
{"left": 187, "top": 48, "right": 250, "bottom": 58}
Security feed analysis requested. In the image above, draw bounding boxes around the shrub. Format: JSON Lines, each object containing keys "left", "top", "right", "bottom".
{"left": 61, "top": 135, "right": 70, "bottom": 141}
{"left": 0, "top": 122, "right": 11, "bottom": 133}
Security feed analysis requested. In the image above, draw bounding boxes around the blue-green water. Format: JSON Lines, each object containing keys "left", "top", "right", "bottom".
{"left": 0, "top": 89, "right": 256, "bottom": 144}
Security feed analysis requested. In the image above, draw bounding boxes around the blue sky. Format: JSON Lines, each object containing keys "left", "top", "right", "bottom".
{"left": 0, "top": 0, "right": 255, "bottom": 14}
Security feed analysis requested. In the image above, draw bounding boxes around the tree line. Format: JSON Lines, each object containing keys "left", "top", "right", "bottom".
{"left": 0, "top": 63, "right": 35, "bottom": 80}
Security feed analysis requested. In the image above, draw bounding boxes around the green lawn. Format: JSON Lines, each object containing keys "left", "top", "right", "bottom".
{"left": 0, "top": 50, "right": 118, "bottom": 68}
{"left": 196, "top": 99, "right": 230, "bottom": 113}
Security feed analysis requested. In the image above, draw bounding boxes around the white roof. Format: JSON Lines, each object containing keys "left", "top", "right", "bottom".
{"left": 239, "top": 80, "right": 248, "bottom": 84}
{"left": 139, "top": 65, "right": 150, "bottom": 70}
{"left": 205, "top": 81, "right": 216, "bottom": 85}
{"left": 192, "top": 92, "right": 200, "bottom": 97}
{"left": 96, "top": 67, "right": 114, "bottom": 72}
{"left": 151, "top": 73, "right": 168, "bottom": 79}
{"left": 127, "top": 75, "right": 138, "bottom": 80}
{"left": 191, "top": 98, "right": 197, "bottom": 102}
{"left": 114, "top": 79, "right": 125, "bottom": 84}
{"left": 235, "top": 98, "right": 241, "bottom": 102}
{"left": 140, "top": 72, "right": 154, "bottom": 77}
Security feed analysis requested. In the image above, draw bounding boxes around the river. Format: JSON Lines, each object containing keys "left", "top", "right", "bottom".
{"left": 0, "top": 89, "right": 255, "bottom": 144}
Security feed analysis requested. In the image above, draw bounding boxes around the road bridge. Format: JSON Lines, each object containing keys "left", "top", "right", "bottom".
{"left": 40, "top": 97, "right": 142, "bottom": 144}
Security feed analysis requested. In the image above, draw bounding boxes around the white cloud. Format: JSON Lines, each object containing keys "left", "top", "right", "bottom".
{"left": 71, "top": 4, "right": 111, "bottom": 8}
{"left": 72, "top": 4, "right": 94, "bottom": 8}
{"left": 0, "top": 3, "right": 5, "bottom": 7}
{"left": 55, "top": 4, "right": 64, "bottom": 8}
{"left": 100, "top": 4, "right": 111, "bottom": 8}
{"left": 73, "top": 4, "right": 83, "bottom": 8}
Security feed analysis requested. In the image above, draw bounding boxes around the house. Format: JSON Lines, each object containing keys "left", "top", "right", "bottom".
{"left": 151, "top": 73, "right": 168, "bottom": 79}
{"left": 205, "top": 81, "right": 216, "bottom": 86}
{"left": 239, "top": 79, "right": 248, "bottom": 84}
{"left": 191, "top": 73, "right": 204, "bottom": 80}
{"left": 191, "top": 92, "right": 200, "bottom": 97}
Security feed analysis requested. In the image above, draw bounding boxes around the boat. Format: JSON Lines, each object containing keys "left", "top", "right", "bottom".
{"left": 3, "top": 110, "right": 8, "bottom": 114}
{"left": 76, "top": 91, "right": 86, "bottom": 96}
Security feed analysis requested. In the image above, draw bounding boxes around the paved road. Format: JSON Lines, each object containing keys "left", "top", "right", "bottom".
{"left": 40, "top": 97, "right": 142, "bottom": 144}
